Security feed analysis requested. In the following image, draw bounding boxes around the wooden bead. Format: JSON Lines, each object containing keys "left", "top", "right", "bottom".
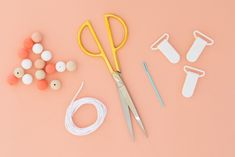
{"left": 7, "top": 74, "right": 18, "bottom": 85}
{"left": 66, "top": 61, "right": 77, "bottom": 72}
{"left": 21, "top": 59, "right": 32, "bottom": 70}
{"left": 35, "top": 70, "right": 46, "bottom": 80}
{"left": 24, "top": 38, "right": 34, "bottom": 50}
{"left": 45, "top": 63, "right": 56, "bottom": 74}
{"left": 55, "top": 61, "right": 66, "bottom": 72}
{"left": 50, "top": 80, "right": 61, "bottom": 90}
{"left": 31, "top": 32, "right": 42, "bottom": 43}
{"left": 22, "top": 74, "right": 33, "bottom": 85}
{"left": 41, "top": 50, "right": 52, "bottom": 61}
{"left": 34, "top": 59, "right": 45, "bottom": 69}
{"left": 18, "top": 48, "right": 29, "bottom": 59}
{"left": 14, "top": 67, "right": 24, "bottom": 78}
{"left": 32, "top": 43, "right": 43, "bottom": 54}
{"left": 37, "top": 80, "right": 48, "bottom": 90}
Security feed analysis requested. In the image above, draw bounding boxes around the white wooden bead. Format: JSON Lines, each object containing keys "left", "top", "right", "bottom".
{"left": 55, "top": 61, "right": 66, "bottom": 72}
{"left": 13, "top": 67, "right": 24, "bottom": 78}
{"left": 21, "top": 59, "right": 32, "bottom": 70}
{"left": 66, "top": 61, "right": 77, "bottom": 72}
{"left": 35, "top": 70, "right": 46, "bottom": 80}
{"left": 22, "top": 74, "right": 33, "bottom": 85}
{"left": 50, "top": 80, "right": 61, "bottom": 90}
{"left": 41, "top": 50, "right": 52, "bottom": 61}
{"left": 32, "top": 43, "right": 43, "bottom": 54}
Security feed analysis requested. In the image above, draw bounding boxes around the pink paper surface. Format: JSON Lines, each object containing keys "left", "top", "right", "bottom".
{"left": 0, "top": 0, "right": 235, "bottom": 157}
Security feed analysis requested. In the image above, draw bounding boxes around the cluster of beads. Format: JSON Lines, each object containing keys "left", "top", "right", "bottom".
{"left": 7, "top": 32, "right": 77, "bottom": 90}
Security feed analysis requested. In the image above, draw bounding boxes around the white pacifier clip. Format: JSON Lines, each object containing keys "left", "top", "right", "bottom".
{"left": 186, "top": 30, "right": 214, "bottom": 62}
{"left": 65, "top": 82, "right": 107, "bottom": 136}
{"left": 182, "top": 66, "right": 205, "bottom": 98}
{"left": 151, "top": 33, "right": 180, "bottom": 64}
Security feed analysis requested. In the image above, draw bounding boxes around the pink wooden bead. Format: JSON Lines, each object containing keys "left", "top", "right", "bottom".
{"left": 18, "top": 48, "right": 29, "bottom": 59}
{"left": 45, "top": 63, "right": 56, "bottom": 74}
{"left": 24, "top": 38, "right": 34, "bottom": 50}
{"left": 37, "top": 79, "right": 48, "bottom": 90}
{"left": 7, "top": 74, "right": 18, "bottom": 85}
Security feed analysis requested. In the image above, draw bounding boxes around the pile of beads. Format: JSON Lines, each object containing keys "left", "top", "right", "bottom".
{"left": 7, "top": 32, "right": 77, "bottom": 90}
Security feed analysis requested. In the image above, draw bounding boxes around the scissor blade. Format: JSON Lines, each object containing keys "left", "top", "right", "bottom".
{"left": 112, "top": 72, "right": 147, "bottom": 136}
{"left": 118, "top": 90, "right": 134, "bottom": 140}
{"left": 120, "top": 85, "right": 147, "bottom": 136}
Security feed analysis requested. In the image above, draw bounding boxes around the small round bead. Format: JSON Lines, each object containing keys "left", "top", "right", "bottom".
{"left": 13, "top": 67, "right": 24, "bottom": 78}
{"left": 7, "top": 74, "right": 19, "bottom": 85}
{"left": 35, "top": 70, "right": 46, "bottom": 80}
{"left": 66, "top": 61, "right": 77, "bottom": 72}
{"left": 55, "top": 61, "right": 66, "bottom": 72}
{"left": 24, "top": 38, "right": 34, "bottom": 49}
{"left": 37, "top": 80, "right": 48, "bottom": 90}
{"left": 34, "top": 59, "right": 45, "bottom": 69}
{"left": 50, "top": 80, "right": 61, "bottom": 90}
{"left": 21, "top": 59, "right": 32, "bottom": 70}
{"left": 22, "top": 74, "right": 33, "bottom": 85}
{"left": 32, "top": 43, "right": 43, "bottom": 54}
{"left": 18, "top": 48, "right": 29, "bottom": 59}
{"left": 41, "top": 50, "right": 52, "bottom": 61}
{"left": 45, "top": 63, "right": 56, "bottom": 74}
{"left": 31, "top": 32, "right": 42, "bottom": 43}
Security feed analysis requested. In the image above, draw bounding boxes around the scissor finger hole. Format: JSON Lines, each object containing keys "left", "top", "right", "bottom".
{"left": 80, "top": 27, "right": 101, "bottom": 54}
{"left": 108, "top": 18, "right": 127, "bottom": 47}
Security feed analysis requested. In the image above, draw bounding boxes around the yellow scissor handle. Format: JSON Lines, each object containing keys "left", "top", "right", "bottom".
{"left": 104, "top": 14, "right": 128, "bottom": 72}
{"left": 78, "top": 20, "right": 114, "bottom": 73}
{"left": 77, "top": 14, "right": 128, "bottom": 73}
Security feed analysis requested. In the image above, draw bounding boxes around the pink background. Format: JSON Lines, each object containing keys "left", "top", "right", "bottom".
{"left": 1, "top": 0, "right": 235, "bottom": 157}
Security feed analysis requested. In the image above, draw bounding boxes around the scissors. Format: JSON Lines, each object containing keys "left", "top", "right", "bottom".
{"left": 77, "top": 13, "right": 146, "bottom": 139}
